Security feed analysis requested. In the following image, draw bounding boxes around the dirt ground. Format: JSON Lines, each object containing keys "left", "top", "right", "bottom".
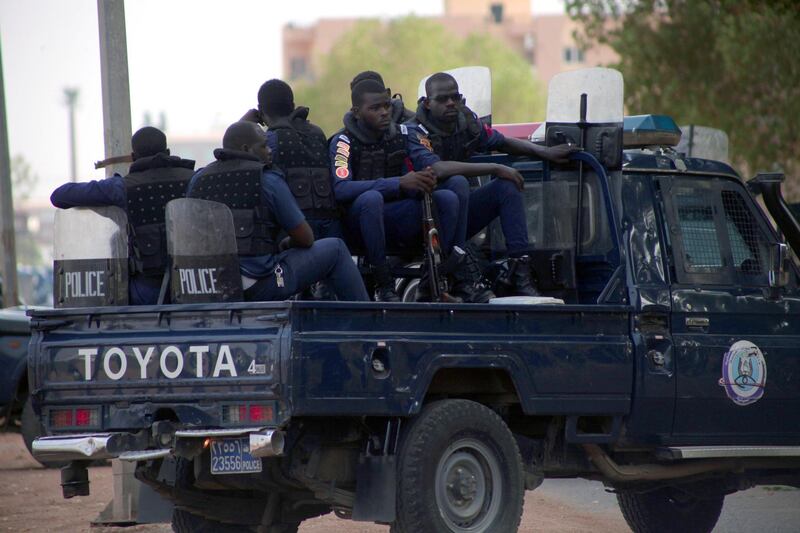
{"left": 0, "top": 432, "right": 628, "bottom": 532}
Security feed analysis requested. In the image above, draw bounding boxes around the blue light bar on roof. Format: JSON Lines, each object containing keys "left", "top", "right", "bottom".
{"left": 623, "top": 115, "right": 682, "bottom": 148}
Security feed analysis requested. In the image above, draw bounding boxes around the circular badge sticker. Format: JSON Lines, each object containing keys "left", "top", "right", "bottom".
{"left": 335, "top": 166, "right": 349, "bottom": 179}
{"left": 718, "top": 340, "right": 766, "bottom": 406}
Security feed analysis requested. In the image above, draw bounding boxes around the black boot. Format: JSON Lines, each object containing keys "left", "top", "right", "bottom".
{"left": 373, "top": 264, "right": 400, "bottom": 302}
{"left": 450, "top": 249, "right": 495, "bottom": 303}
{"left": 509, "top": 255, "right": 540, "bottom": 297}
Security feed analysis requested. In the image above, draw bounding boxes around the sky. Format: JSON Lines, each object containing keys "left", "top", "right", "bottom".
{"left": 1, "top": 0, "right": 565, "bottom": 201}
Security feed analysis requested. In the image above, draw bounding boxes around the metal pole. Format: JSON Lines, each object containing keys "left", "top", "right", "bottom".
{"left": 64, "top": 88, "right": 79, "bottom": 182}
{"left": 97, "top": 0, "right": 132, "bottom": 177}
{"left": 0, "top": 32, "right": 19, "bottom": 307}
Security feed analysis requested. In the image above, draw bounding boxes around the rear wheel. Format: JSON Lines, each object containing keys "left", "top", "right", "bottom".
{"left": 617, "top": 487, "right": 724, "bottom": 533}
{"left": 392, "top": 399, "right": 524, "bottom": 533}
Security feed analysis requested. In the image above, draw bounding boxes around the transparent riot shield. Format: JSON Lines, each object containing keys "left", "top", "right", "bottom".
{"left": 165, "top": 198, "right": 243, "bottom": 304}
{"left": 545, "top": 67, "right": 624, "bottom": 171}
{"left": 418, "top": 66, "right": 492, "bottom": 123}
{"left": 677, "top": 125, "right": 730, "bottom": 163}
{"left": 544, "top": 68, "right": 625, "bottom": 303}
{"left": 53, "top": 206, "right": 129, "bottom": 307}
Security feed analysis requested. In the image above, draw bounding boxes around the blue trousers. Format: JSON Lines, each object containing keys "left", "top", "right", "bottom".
{"left": 345, "top": 176, "right": 466, "bottom": 266}
{"left": 445, "top": 176, "right": 530, "bottom": 257}
{"left": 244, "top": 238, "right": 369, "bottom": 301}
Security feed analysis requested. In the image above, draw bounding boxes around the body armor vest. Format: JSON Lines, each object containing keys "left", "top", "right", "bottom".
{"left": 414, "top": 103, "right": 483, "bottom": 162}
{"left": 124, "top": 154, "right": 194, "bottom": 277}
{"left": 271, "top": 109, "right": 336, "bottom": 219}
{"left": 339, "top": 114, "right": 410, "bottom": 181}
{"left": 187, "top": 152, "right": 279, "bottom": 256}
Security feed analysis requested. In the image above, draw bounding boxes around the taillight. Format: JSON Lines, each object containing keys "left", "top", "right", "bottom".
{"left": 221, "top": 404, "right": 274, "bottom": 424}
{"left": 50, "top": 407, "right": 100, "bottom": 429}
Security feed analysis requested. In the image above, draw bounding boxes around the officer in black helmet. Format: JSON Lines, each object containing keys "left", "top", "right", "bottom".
{"left": 50, "top": 126, "right": 195, "bottom": 304}
{"left": 186, "top": 121, "right": 369, "bottom": 302}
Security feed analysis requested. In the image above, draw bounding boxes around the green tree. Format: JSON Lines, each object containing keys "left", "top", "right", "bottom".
{"left": 293, "top": 16, "right": 545, "bottom": 137}
{"left": 566, "top": 0, "right": 800, "bottom": 199}
{"left": 10, "top": 155, "right": 42, "bottom": 266}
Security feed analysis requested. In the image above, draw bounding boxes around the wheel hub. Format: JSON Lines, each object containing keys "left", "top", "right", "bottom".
{"left": 434, "top": 438, "right": 503, "bottom": 532}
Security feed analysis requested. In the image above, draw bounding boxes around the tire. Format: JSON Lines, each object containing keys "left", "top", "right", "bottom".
{"left": 20, "top": 395, "right": 67, "bottom": 469}
{"left": 617, "top": 487, "right": 725, "bottom": 533}
{"left": 392, "top": 399, "right": 524, "bottom": 533}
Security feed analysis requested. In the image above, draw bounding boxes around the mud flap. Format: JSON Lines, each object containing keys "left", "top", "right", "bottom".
{"left": 352, "top": 453, "right": 396, "bottom": 523}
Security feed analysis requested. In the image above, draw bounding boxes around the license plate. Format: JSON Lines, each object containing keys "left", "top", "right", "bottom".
{"left": 210, "top": 437, "right": 263, "bottom": 475}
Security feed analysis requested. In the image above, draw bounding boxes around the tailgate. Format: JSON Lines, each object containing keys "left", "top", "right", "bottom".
{"left": 28, "top": 302, "right": 290, "bottom": 432}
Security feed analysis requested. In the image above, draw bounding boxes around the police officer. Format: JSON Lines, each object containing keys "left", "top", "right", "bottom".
{"left": 50, "top": 126, "right": 195, "bottom": 304}
{"left": 405, "top": 72, "right": 577, "bottom": 296}
{"left": 330, "top": 78, "right": 490, "bottom": 302}
{"left": 242, "top": 79, "right": 341, "bottom": 241}
{"left": 186, "top": 121, "right": 369, "bottom": 302}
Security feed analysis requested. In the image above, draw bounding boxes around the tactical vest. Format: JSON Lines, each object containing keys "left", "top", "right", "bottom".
{"left": 187, "top": 153, "right": 278, "bottom": 256}
{"left": 340, "top": 115, "right": 410, "bottom": 181}
{"left": 270, "top": 113, "right": 336, "bottom": 219}
{"left": 414, "top": 104, "right": 483, "bottom": 162}
{"left": 124, "top": 156, "right": 194, "bottom": 277}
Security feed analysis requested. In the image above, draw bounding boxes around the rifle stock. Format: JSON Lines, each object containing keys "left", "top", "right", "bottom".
{"left": 422, "top": 192, "right": 449, "bottom": 301}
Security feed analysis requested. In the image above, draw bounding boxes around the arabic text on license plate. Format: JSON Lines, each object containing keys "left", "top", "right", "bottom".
{"left": 210, "top": 437, "right": 262, "bottom": 475}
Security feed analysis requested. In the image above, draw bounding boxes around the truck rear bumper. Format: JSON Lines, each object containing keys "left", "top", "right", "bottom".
{"left": 32, "top": 427, "right": 284, "bottom": 462}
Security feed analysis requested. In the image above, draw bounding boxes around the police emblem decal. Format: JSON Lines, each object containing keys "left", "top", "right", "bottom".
{"left": 718, "top": 340, "right": 767, "bottom": 406}
{"left": 419, "top": 134, "right": 433, "bottom": 152}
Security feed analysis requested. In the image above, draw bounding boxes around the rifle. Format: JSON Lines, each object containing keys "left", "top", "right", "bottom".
{"left": 421, "top": 192, "right": 450, "bottom": 301}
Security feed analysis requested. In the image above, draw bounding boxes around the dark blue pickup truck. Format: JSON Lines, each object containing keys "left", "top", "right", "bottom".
{"left": 28, "top": 69, "right": 800, "bottom": 533}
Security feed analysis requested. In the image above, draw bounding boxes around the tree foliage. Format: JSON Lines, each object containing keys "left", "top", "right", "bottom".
{"left": 293, "top": 16, "right": 545, "bottom": 137}
{"left": 566, "top": 0, "right": 800, "bottom": 198}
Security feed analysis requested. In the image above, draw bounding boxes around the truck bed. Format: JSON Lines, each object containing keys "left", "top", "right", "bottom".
{"left": 29, "top": 300, "right": 633, "bottom": 432}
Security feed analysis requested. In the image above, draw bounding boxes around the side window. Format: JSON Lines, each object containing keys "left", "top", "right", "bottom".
{"left": 674, "top": 189, "right": 724, "bottom": 272}
{"left": 721, "top": 189, "right": 770, "bottom": 279}
{"left": 662, "top": 177, "right": 773, "bottom": 286}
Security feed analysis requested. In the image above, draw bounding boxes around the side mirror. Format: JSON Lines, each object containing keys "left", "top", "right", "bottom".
{"left": 769, "top": 242, "right": 790, "bottom": 288}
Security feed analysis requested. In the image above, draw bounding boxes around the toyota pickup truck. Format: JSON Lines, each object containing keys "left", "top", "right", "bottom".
{"left": 28, "top": 69, "right": 800, "bottom": 533}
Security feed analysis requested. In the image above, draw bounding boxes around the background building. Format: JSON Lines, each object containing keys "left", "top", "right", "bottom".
{"left": 282, "top": 0, "right": 616, "bottom": 87}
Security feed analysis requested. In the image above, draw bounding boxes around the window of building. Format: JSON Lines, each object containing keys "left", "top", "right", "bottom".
{"left": 289, "top": 57, "right": 307, "bottom": 80}
{"left": 563, "top": 47, "right": 585, "bottom": 64}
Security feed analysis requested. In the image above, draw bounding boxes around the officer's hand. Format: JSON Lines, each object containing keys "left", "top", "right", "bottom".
{"left": 399, "top": 169, "right": 436, "bottom": 194}
{"left": 241, "top": 108, "right": 265, "bottom": 125}
{"left": 278, "top": 236, "right": 292, "bottom": 252}
{"left": 494, "top": 165, "right": 525, "bottom": 192}
{"left": 543, "top": 143, "right": 580, "bottom": 164}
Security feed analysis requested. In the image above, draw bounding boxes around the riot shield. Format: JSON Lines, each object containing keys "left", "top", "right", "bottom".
{"left": 677, "top": 125, "right": 729, "bottom": 163}
{"left": 165, "top": 198, "right": 243, "bottom": 304}
{"left": 418, "top": 66, "right": 492, "bottom": 123}
{"left": 53, "top": 206, "right": 129, "bottom": 307}
{"left": 545, "top": 67, "right": 624, "bottom": 170}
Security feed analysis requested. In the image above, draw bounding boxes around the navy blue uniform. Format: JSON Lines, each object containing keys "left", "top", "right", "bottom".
{"left": 186, "top": 168, "right": 368, "bottom": 302}
{"left": 51, "top": 175, "right": 160, "bottom": 305}
{"left": 328, "top": 119, "right": 467, "bottom": 267}
{"left": 406, "top": 112, "right": 531, "bottom": 257}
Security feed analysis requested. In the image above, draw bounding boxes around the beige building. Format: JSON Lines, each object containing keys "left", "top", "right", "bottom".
{"left": 282, "top": 0, "right": 617, "bottom": 88}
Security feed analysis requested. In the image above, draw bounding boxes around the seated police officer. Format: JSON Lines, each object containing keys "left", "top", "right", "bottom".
{"left": 405, "top": 72, "right": 577, "bottom": 296}
{"left": 330, "top": 78, "right": 493, "bottom": 303}
{"left": 241, "top": 79, "right": 342, "bottom": 241}
{"left": 186, "top": 121, "right": 369, "bottom": 302}
{"left": 50, "top": 126, "right": 195, "bottom": 304}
